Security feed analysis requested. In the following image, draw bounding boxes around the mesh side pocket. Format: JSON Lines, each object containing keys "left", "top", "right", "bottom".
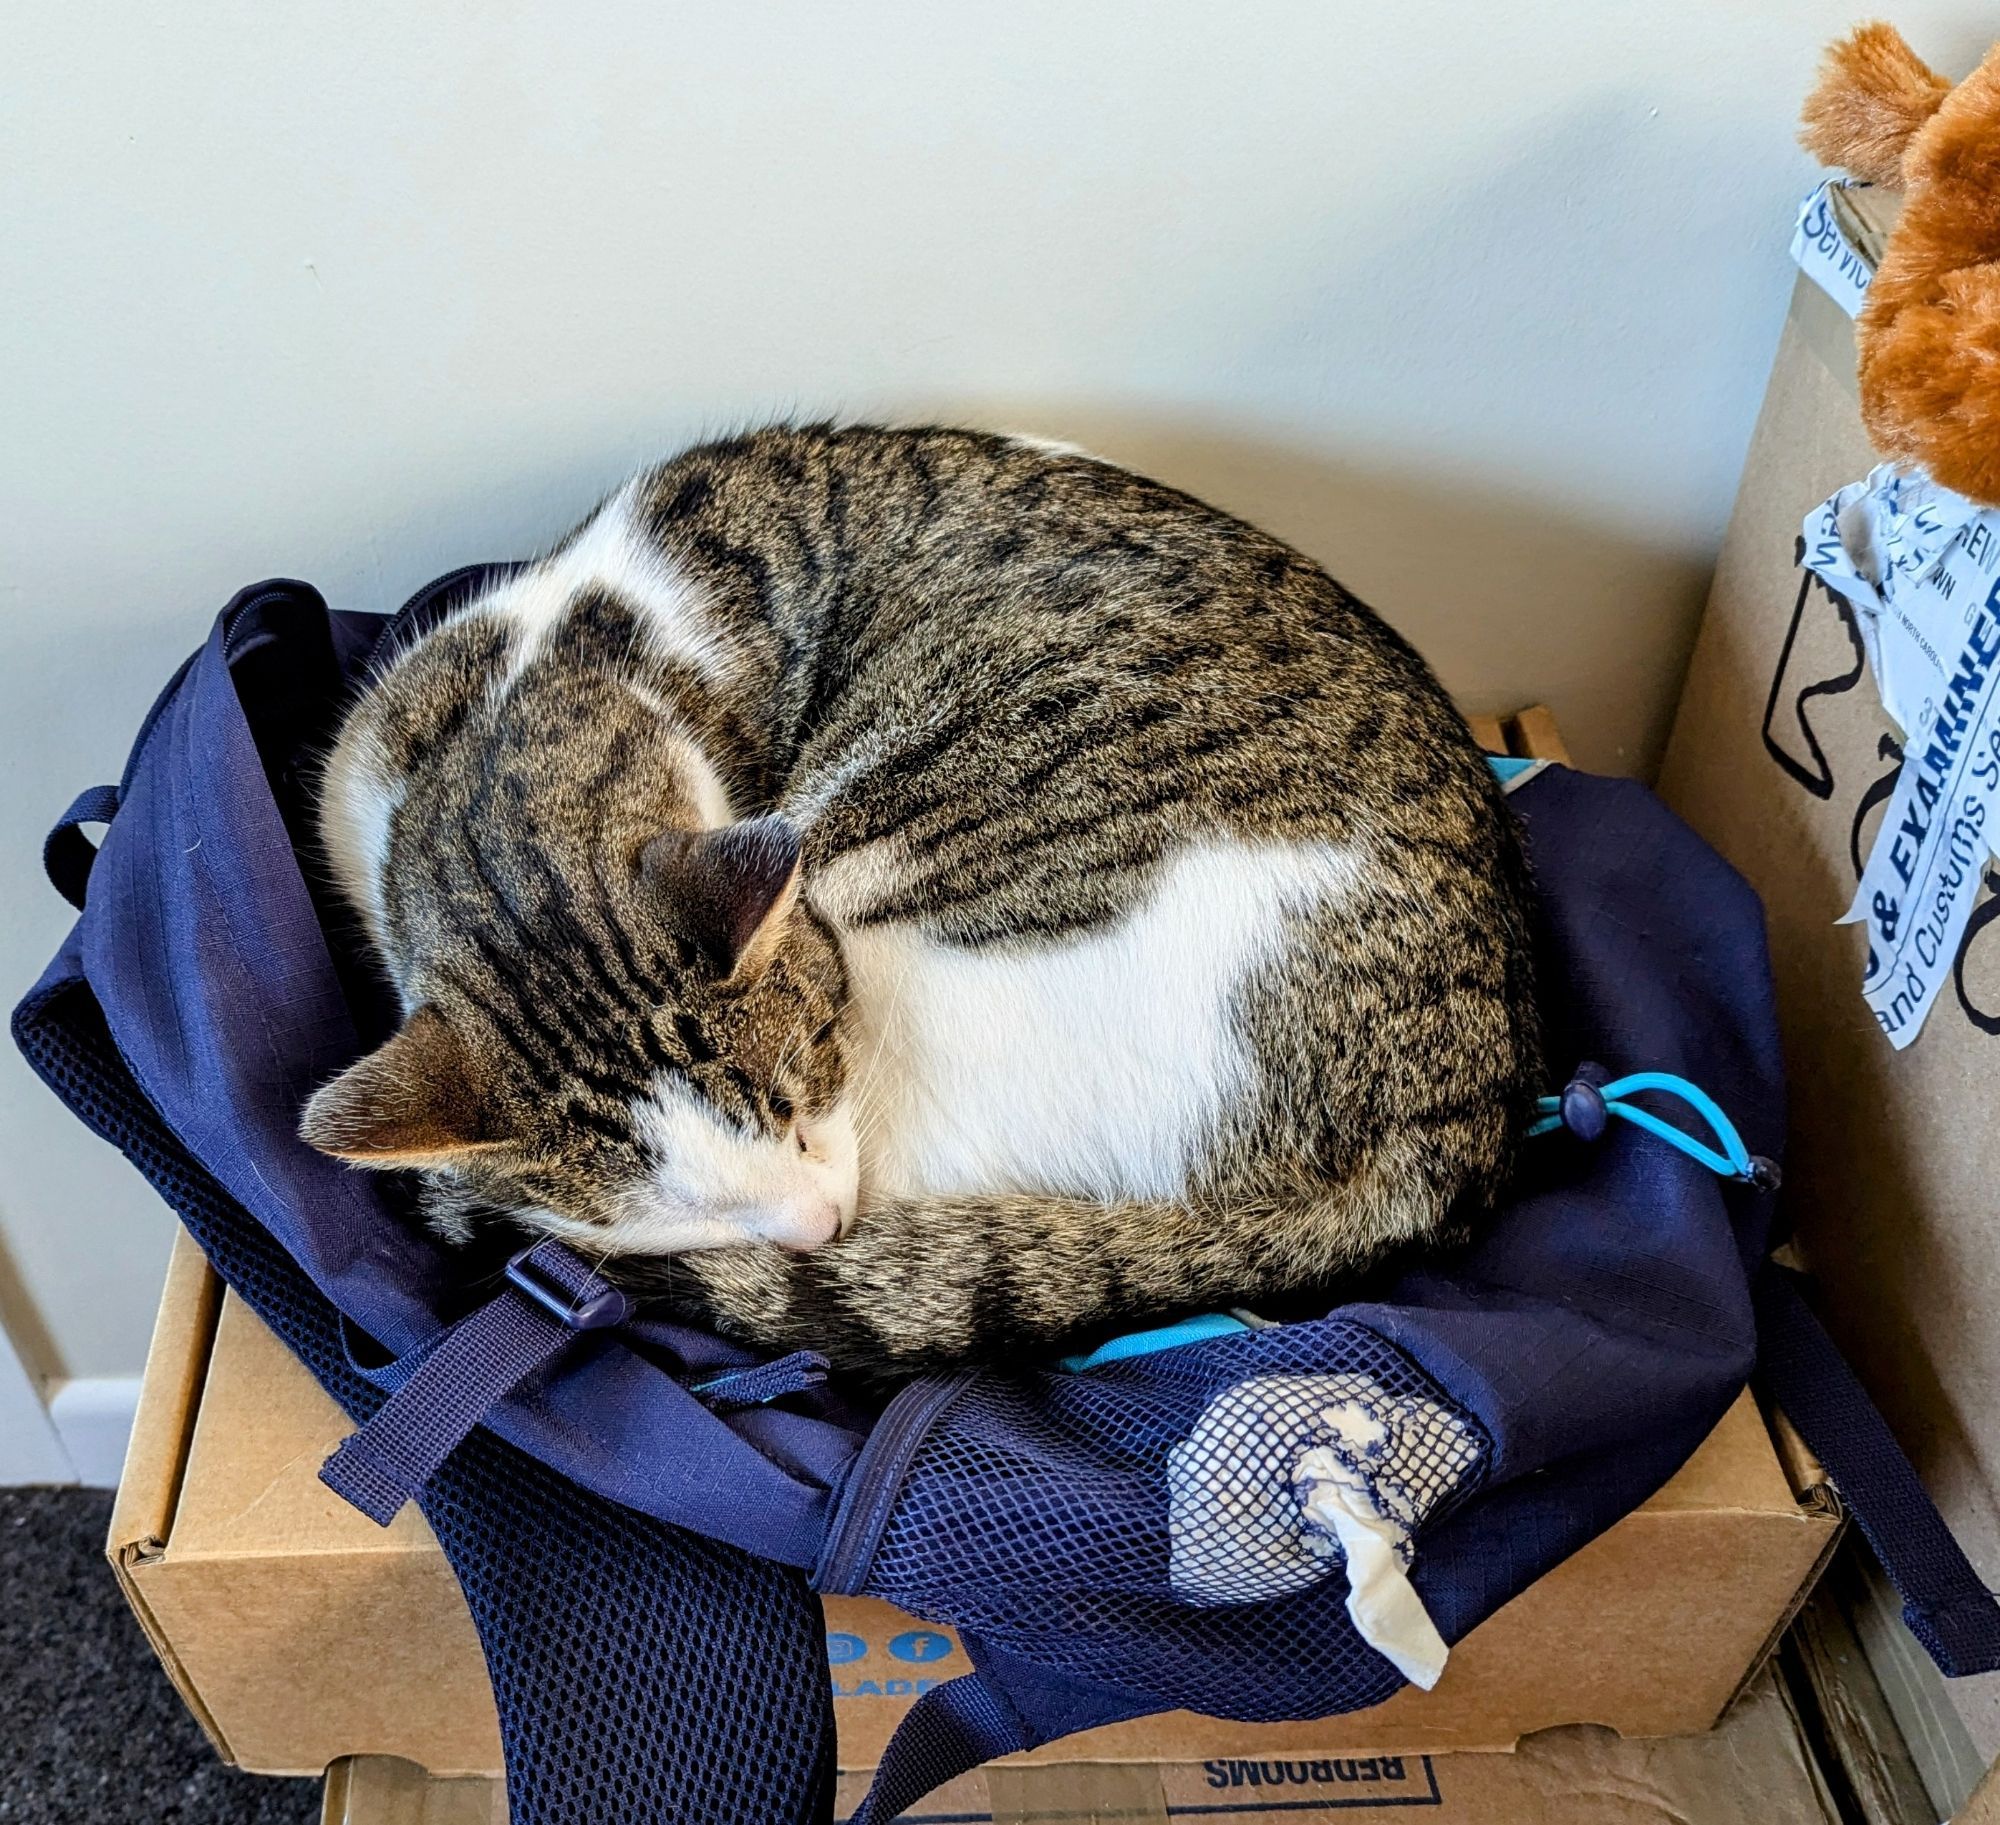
{"left": 1168, "top": 1371, "right": 1480, "bottom": 1605}
{"left": 859, "top": 1319, "right": 1488, "bottom": 1720}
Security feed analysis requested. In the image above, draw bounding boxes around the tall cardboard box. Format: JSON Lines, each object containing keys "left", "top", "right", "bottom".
{"left": 1658, "top": 263, "right": 2000, "bottom": 1757}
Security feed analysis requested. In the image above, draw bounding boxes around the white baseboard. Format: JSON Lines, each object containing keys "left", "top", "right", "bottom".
{"left": 0, "top": 1323, "right": 74, "bottom": 1486}
{"left": 47, "top": 1376, "right": 142, "bottom": 1489}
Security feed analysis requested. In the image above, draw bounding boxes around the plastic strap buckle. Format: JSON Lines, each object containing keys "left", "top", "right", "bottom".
{"left": 321, "top": 1241, "right": 626, "bottom": 1526}
{"left": 505, "top": 1244, "right": 629, "bottom": 1331}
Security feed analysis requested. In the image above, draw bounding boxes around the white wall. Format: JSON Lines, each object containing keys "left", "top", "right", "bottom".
{"left": 2, "top": 2, "right": 1992, "bottom": 1378}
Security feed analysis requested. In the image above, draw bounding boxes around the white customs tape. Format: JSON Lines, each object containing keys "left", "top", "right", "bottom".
{"left": 1791, "top": 179, "right": 1877, "bottom": 318}
{"left": 1804, "top": 465, "right": 2000, "bottom": 1047}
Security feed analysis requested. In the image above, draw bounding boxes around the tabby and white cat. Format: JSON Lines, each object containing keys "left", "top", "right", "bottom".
{"left": 301, "top": 425, "right": 1542, "bottom": 1376}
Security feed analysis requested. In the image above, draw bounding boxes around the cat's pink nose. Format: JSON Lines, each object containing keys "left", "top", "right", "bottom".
{"left": 777, "top": 1199, "right": 844, "bottom": 1251}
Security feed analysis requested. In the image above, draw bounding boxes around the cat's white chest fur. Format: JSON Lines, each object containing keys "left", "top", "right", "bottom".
{"left": 832, "top": 840, "right": 1361, "bottom": 1203}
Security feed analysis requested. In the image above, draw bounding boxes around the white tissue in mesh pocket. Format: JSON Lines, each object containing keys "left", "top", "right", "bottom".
{"left": 1165, "top": 1371, "right": 1478, "bottom": 1609}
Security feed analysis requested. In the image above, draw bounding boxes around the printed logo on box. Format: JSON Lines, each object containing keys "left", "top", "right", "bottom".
{"left": 1201, "top": 1756, "right": 1421, "bottom": 1790}
{"left": 825, "top": 1622, "right": 961, "bottom": 1698}
{"left": 831, "top": 1674, "right": 948, "bottom": 1699}
{"left": 888, "top": 1629, "right": 955, "bottom": 1663}
{"left": 1762, "top": 534, "right": 2000, "bottom": 1041}
{"left": 1178, "top": 1756, "right": 1445, "bottom": 1813}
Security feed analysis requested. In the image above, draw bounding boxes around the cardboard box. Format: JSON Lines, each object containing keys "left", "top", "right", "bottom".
{"left": 117, "top": 1223, "right": 1839, "bottom": 1781}
{"left": 834, "top": 1670, "right": 1842, "bottom": 1824}
{"left": 319, "top": 1668, "right": 1842, "bottom": 1824}
{"left": 1656, "top": 253, "right": 2000, "bottom": 1755}
{"left": 111, "top": 1236, "right": 499, "bottom": 1776}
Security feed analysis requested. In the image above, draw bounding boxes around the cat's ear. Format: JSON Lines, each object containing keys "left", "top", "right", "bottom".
{"left": 300, "top": 1005, "right": 510, "bottom": 1168}
{"left": 642, "top": 813, "right": 802, "bottom": 984}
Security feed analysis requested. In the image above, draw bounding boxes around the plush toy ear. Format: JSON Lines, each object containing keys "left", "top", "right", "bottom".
{"left": 1800, "top": 22, "right": 1952, "bottom": 186}
{"left": 642, "top": 813, "right": 803, "bottom": 983}
{"left": 300, "top": 1005, "right": 508, "bottom": 1167}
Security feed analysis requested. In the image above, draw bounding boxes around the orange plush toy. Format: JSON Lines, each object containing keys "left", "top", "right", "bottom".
{"left": 1801, "top": 23, "right": 2000, "bottom": 506}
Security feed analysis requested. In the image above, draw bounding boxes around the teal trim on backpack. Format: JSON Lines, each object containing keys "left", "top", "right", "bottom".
{"left": 1488, "top": 755, "right": 1549, "bottom": 792}
{"left": 1527, "top": 1070, "right": 1767, "bottom": 1183}
{"left": 1059, "top": 1311, "right": 1251, "bottom": 1372}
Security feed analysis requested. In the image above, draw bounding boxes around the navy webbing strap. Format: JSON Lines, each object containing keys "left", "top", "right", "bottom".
{"left": 845, "top": 1670, "right": 1033, "bottom": 1825}
{"left": 321, "top": 1240, "right": 628, "bottom": 1526}
{"left": 319, "top": 1239, "right": 830, "bottom": 1525}
{"left": 1756, "top": 1264, "right": 2000, "bottom": 1676}
{"left": 42, "top": 785, "right": 121, "bottom": 911}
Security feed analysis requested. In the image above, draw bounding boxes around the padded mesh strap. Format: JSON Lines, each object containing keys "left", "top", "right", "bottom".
{"left": 845, "top": 1671, "right": 1032, "bottom": 1825}
{"left": 1756, "top": 1265, "right": 2000, "bottom": 1676}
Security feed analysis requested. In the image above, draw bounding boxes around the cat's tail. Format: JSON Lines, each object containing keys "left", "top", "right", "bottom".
{"left": 636, "top": 1153, "right": 1455, "bottom": 1380}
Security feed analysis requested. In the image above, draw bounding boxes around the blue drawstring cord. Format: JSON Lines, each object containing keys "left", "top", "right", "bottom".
{"left": 1066, "top": 1059, "right": 1779, "bottom": 1373}
{"left": 1530, "top": 1061, "right": 1780, "bottom": 1190}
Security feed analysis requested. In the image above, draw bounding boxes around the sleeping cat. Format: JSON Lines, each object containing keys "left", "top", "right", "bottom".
{"left": 301, "top": 425, "right": 1542, "bottom": 1376}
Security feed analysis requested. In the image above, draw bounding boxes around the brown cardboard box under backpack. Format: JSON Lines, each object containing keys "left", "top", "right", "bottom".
{"left": 117, "top": 1238, "right": 1840, "bottom": 1779}
{"left": 112, "top": 699, "right": 1843, "bottom": 1782}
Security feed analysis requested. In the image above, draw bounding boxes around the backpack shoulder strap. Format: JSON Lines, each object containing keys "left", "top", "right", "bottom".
{"left": 1756, "top": 1264, "right": 2000, "bottom": 1676}
{"left": 844, "top": 1671, "right": 1033, "bottom": 1825}
{"left": 319, "top": 1241, "right": 628, "bottom": 1524}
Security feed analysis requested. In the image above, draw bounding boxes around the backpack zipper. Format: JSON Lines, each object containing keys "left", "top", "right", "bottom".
{"left": 813, "top": 1369, "right": 975, "bottom": 1594}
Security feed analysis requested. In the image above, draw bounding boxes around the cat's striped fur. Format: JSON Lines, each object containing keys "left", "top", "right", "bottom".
{"left": 304, "top": 424, "right": 1542, "bottom": 1376}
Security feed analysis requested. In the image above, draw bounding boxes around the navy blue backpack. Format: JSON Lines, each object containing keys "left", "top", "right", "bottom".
{"left": 17, "top": 575, "right": 2000, "bottom": 1824}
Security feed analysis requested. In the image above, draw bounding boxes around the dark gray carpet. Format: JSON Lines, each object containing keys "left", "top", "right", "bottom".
{"left": 1, "top": 1486, "right": 319, "bottom": 1823}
